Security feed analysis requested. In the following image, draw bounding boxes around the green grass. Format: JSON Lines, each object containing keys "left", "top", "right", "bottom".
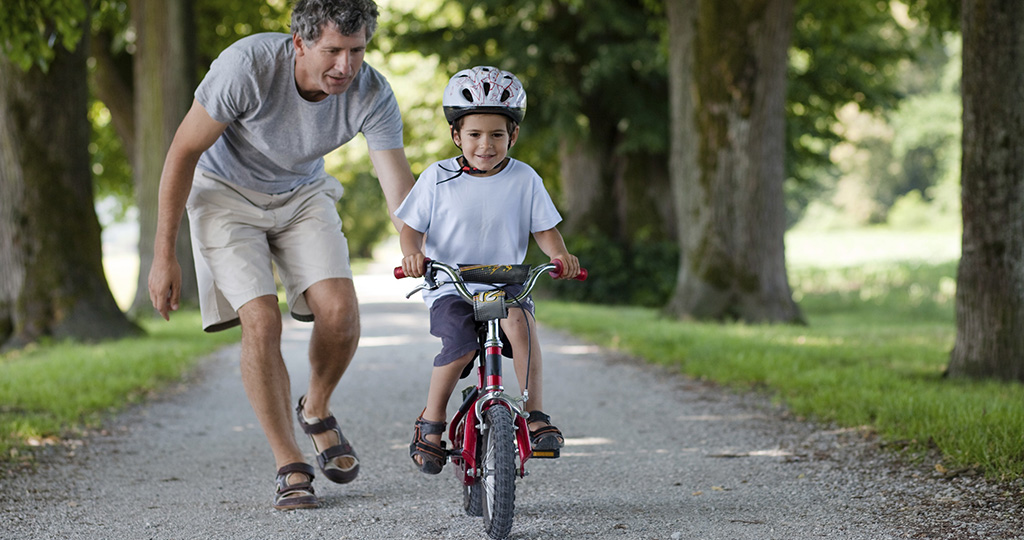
{"left": 0, "top": 311, "right": 239, "bottom": 464}
{"left": 538, "top": 257, "right": 1024, "bottom": 481}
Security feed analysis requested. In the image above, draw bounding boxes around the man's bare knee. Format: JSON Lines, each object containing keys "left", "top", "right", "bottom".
{"left": 238, "top": 297, "right": 284, "bottom": 346}
{"left": 312, "top": 304, "right": 359, "bottom": 341}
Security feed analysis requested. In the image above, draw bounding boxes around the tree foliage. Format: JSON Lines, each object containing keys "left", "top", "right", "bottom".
{"left": 385, "top": 0, "right": 667, "bottom": 186}
{"left": 0, "top": 0, "right": 89, "bottom": 71}
{"left": 785, "top": 0, "right": 915, "bottom": 223}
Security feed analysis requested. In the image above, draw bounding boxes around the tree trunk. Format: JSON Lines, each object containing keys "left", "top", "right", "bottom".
{"left": 0, "top": 35, "right": 141, "bottom": 349}
{"left": 129, "top": 0, "right": 198, "bottom": 315}
{"left": 664, "top": 0, "right": 803, "bottom": 324}
{"left": 947, "top": 0, "right": 1024, "bottom": 381}
{"left": 92, "top": 30, "right": 136, "bottom": 161}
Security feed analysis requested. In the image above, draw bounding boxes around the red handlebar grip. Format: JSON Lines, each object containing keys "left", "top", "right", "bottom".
{"left": 549, "top": 260, "right": 588, "bottom": 281}
{"left": 395, "top": 258, "right": 430, "bottom": 279}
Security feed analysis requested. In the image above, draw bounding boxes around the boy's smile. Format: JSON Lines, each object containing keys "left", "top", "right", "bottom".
{"left": 453, "top": 114, "right": 518, "bottom": 176}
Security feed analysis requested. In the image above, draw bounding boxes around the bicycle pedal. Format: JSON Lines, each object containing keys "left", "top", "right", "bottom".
{"left": 530, "top": 449, "right": 560, "bottom": 459}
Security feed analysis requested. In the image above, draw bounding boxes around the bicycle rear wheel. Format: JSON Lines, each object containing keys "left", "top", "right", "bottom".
{"left": 480, "top": 405, "right": 516, "bottom": 539}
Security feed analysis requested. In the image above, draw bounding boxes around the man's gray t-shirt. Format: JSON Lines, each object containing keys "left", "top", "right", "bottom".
{"left": 195, "top": 33, "right": 404, "bottom": 194}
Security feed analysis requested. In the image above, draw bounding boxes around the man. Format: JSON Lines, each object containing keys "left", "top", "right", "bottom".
{"left": 147, "top": 0, "right": 413, "bottom": 510}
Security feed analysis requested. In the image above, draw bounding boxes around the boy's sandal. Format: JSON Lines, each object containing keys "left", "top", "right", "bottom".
{"left": 528, "top": 410, "right": 564, "bottom": 456}
{"left": 296, "top": 395, "right": 360, "bottom": 484}
{"left": 273, "top": 462, "right": 319, "bottom": 510}
{"left": 410, "top": 412, "right": 447, "bottom": 475}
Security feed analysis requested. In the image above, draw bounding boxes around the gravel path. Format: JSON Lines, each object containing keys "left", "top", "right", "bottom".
{"left": 2, "top": 264, "right": 1022, "bottom": 539}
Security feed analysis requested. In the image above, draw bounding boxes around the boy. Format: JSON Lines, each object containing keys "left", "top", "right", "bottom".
{"left": 396, "top": 66, "right": 580, "bottom": 474}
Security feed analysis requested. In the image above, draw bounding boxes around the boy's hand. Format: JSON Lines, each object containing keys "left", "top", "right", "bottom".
{"left": 551, "top": 254, "right": 580, "bottom": 280}
{"left": 401, "top": 252, "right": 427, "bottom": 278}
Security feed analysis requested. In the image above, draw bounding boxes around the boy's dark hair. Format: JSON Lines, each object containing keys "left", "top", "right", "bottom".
{"left": 291, "top": 0, "right": 379, "bottom": 43}
{"left": 452, "top": 114, "right": 518, "bottom": 135}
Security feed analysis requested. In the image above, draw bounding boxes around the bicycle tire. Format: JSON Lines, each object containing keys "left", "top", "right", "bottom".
{"left": 480, "top": 405, "right": 517, "bottom": 540}
{"left": 463, "top": 480, "right": 483, "bottom": 517}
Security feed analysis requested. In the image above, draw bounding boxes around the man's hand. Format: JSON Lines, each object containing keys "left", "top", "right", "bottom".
{"left": 148, "top": 255, "right": 182, "bottom": 320}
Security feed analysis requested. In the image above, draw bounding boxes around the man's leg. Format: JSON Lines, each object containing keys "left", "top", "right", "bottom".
{"left": 236, "top": 295, "right": 306, "bottom": 469}
{"left": 298, "top": 278, "right": 360, "bottom": 465}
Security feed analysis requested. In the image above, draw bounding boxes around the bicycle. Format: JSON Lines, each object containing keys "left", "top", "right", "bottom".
{"left": 395, "top": 259, "right": 587, "bottom": 540}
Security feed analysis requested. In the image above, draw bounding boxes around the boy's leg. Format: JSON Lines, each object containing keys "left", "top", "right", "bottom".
{"left": 423, "top": 352, "right": 475, "bottom": 422}
{"left": 500, "top": 310, "right": 548, "bottom": 432}
{"left": 412, "top": 352, "right": 473, "bottom": 468}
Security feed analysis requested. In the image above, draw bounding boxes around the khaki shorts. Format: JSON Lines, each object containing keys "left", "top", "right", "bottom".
{"left": 186, "top": 170, "right": 352, "bottom": 332}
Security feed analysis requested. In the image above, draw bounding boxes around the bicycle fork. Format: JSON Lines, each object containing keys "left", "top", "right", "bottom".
{"left": 450, "top": 319, "right": 533, "bottom": 481}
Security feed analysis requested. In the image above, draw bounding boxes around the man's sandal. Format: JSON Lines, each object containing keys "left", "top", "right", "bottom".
{"left": 273, "top": 463, "right": 319, "bottom": 510}
{"left": 528, "top": 410, "right": 564, "bottom": 459}
{"left": 296, "top": 395, "right": 359, "bottom": 484}
{"left": 410, "top": 412, "right": 447, "bottom": 474}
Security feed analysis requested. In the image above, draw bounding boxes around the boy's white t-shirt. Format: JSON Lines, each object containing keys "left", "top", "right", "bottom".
{"left": 395, "top": 157, "right": 562, "bottom": 308}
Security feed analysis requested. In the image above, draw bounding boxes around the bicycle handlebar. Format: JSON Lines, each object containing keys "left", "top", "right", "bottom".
{"left": 394, "top": 259, "right": 587, "bottom": 304}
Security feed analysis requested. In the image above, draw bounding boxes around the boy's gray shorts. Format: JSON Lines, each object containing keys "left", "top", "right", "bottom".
{"left": 186, "top": 170, "right": 352, "bottom": 332}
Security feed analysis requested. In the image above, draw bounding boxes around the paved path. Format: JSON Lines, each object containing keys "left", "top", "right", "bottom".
{"left": 2, "top": 264, "right": 1021, "bottom": 539}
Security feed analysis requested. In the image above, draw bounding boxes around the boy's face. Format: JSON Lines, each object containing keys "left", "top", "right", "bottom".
{"left": 453, "top": 114, "right": 518, "bottom": 175}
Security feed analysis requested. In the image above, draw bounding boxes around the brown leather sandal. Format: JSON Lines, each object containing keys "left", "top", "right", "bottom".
{"left": 410, "top": 412, "right": 447, "bottom": 474}
{"left": 296, "top": 395, "right": 359, "bottom": 484}
{"left": 273, "top": 462, "right": 318, "bottom": 510}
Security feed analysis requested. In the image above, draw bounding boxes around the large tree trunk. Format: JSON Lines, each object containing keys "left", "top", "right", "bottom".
{"left": 0, "top": 35, "right": 141, "bottom": 349}
{"left": 664, "top": 0, "right": 803, "bottom": 324}
{"left": 948, "top": 0, "right": 1024, "bottom": 381}
{"left": 558, "top": 131, "right": 674, "bottom": 245}
{"left": 92, "top": 30, "right": 136, "bottom": 161}
{"left": 129, "top": 0, "right": 198, "bottom": 315}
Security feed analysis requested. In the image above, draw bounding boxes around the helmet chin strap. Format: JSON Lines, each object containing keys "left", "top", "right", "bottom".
{"left": 436, "top": 156, "right": 510, "bottom": 185}
{"left": 457, "top": 155, "right": 509, "bottom": 175}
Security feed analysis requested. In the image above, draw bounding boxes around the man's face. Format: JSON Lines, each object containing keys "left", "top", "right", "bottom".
{"left": 293, "top": 23, "right": 367, "bottom": 101}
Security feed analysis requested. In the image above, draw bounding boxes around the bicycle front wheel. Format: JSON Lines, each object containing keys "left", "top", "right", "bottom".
{"left": 480, "top": 405, "right": 517, "bottom": 540}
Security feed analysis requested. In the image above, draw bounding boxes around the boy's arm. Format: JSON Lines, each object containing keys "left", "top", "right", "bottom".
{"left": 399, "top": 225, "right": 427, "bottom": 278}
{"left": 533, "top": 227, "right": 580, "bottom": 279}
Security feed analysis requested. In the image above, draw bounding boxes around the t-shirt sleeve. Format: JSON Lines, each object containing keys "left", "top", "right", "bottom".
{"left": 360, "top": 82, "right": 404, "bottom": 151}
{"left": 529, "top": 173, "right": 562, "bottom": 233}
{"left": 395, "top": 166, "right": 436, "bottom": 233}
{"left": 194, "top": 45, "right": 259, "bottom": 124}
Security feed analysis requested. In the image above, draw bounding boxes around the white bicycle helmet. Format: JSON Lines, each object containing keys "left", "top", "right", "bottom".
{"left": 442, "top": 66, "right": 527, "bottom": 125}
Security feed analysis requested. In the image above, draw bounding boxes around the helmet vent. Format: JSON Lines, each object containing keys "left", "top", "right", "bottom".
{"left": 483, "top": 82, "right": 491, "bottom": 95}
{"left": 500, "top": 89, "right": 511, "bottom": 102}
{"left": 462, "top": 89, "right": 473, "bottom": 101}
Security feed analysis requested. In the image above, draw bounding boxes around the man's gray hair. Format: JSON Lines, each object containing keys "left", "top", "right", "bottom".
{"left": 291, "top": 0, "right": 379, "bottom": 43}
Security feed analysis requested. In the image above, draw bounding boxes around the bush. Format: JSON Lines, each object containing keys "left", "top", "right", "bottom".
{"left": 534, "top": 232, "right": 679, "bottom": 307}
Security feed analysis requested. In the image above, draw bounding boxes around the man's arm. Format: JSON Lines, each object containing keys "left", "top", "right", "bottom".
{"left": 148, "top": 99, "right": 228, "bottom": 320}
{"left": 368, "top": 147, "right": 415, "bottom": 232}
